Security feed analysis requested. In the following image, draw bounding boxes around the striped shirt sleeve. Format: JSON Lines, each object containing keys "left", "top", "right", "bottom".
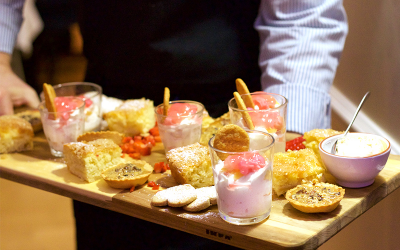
{"left": 0, "top": 0, "right": 25, "bottom": 54}
{"left": 255, "top": 0, "right": 348, "bottom": 134}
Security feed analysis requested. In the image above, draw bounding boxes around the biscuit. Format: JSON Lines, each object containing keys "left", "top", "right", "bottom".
{"left": 233, "top": 91, "right": 254, "bottom": 130}
{"left": 235, "top": 78, "right": 255, "bottom": 109}
{"left": 43, "top": 83, "right": 57, "bottom": 119}
{"left": 151, "top": 184, "right": 197, "bottom": 207}
{"left": 163, "top": 87, "right": 170, "bottom": 115}
{"left": 183, "top": 186, "right": 217, "bottom": 212}
{"left": 200, "top": 112, "right": 230, "bottom": 146}
{"left": 213, "top": 124, "right": 249, "bottom": 160}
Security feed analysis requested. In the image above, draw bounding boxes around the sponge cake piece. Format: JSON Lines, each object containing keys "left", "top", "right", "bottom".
{"left": 64, "top": 139, "right": 123, "bottom": 182}
{"left": 166, "top": 143, "right": 213, "bottom": 188}
{"left": 0, "top": 115, "right": 34, "bottom": 153}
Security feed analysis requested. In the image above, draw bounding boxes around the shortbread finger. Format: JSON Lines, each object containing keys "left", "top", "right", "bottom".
{"left": 233, "top": 91, "right": 254, "bottom": 130}
{"left": 235, "top": 78, "right": 255, "bottom": 109}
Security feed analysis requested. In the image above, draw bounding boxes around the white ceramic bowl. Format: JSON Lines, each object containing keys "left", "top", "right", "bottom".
{"left": 319, "top": 133, "right": 391, "bottom": 188}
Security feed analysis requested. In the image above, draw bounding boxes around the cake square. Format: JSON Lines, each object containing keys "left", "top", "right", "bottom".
{"left": 166, "top": 143, "right": 213, "bottom": 188}
{"left": 64, "top": 139, "right": 123, "bottom": 182}
{"left": 273, "top": 148, "right": 325, "bottom": 196}
{"left": 103, "top": 98, "right": 155, "bottom": 136}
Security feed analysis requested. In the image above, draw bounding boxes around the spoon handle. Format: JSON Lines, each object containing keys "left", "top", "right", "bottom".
{"left": 344, "top": 91, "right": 370, "bottom": 136}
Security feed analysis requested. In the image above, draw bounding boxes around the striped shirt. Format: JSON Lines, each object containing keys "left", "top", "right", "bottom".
{"left": 255, "top": 0, "right": 348, "bottom": 133}
{"left": 0, "top": 0, "right": 348, "bottom": 134}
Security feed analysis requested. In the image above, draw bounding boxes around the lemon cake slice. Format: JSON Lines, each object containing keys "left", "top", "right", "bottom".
{"left": 64, "top": 139, "right": 123, "bottom": 182}
{"left": 0, "top": 115, "right": 34, "bottom": 153}
{"left": 103, "top": 98, "right": 155, "bottom": 136}
{"left": 303, "top": 129, "right": 343, "bottom": 165}
{"left": 273, "top": 148, "right": 325, "bottom": 196}
{"left": 166, "top": 143, "right": 213, "bottom": 188}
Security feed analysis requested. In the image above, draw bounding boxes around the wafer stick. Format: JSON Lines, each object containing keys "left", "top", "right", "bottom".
{"left": 235, "top": 78, "right": 255, "bottom": 109}
{"left": 233, "top": 91, "right": 254, "bottom": 130}
{"left": 43, "top": 83, "right": 57, "bottom": 120}
{"left": 163, "top": 87, "right": 170, "bottom": 116}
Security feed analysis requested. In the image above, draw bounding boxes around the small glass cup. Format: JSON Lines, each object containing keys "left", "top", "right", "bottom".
{"left": 228, "top": 92, "right": 287, "bottom": 153}
{"left": 38, "top": 97, "right": 85, "bottom": 157}
{"left": 41, "top": 82, "right": 102, "bottom": 132}
{"left": 209, "top": 130, "right": 274, "bottom": 225}
{"left": 155, "top": 100, "right": 204, "bottom": 154}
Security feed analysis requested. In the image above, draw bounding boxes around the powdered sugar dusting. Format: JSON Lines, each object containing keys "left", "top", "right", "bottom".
{"left": 118, "top": 99, "right": 149, "bottom": 111}
{"left": 179, "top": 211, "right": 219, "bottom": 222}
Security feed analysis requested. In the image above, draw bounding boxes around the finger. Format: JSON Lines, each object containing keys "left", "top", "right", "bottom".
{"left": 0, "top": 88, "right": 14, "bottom": 115}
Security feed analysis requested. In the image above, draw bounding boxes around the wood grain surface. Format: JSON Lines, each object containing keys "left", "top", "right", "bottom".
{"left": 1, "top": 132, "right": 399, "bottom": 250}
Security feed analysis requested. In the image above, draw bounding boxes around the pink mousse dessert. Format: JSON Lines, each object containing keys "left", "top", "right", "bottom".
{"left": 155, "top": 101, "right": 204, "bottom": 153}
{"left": 40, "top": 96, "right": 85, "bottom": 157}
{"left": 213, "top": 152, "right": 272, "bottom": 218}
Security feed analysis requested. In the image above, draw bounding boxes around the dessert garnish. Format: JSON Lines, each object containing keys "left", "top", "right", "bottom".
{"left": 233, "top": 92, "right": 255, "bottom": 130}
{"left": 43, "top": 83, "right": 57, "bottom": 119}
{"left": 163, "top": 87, "right": 170, "bottom": 115}
{"left": 213, "top": 124, "right": 249, "bottom": 160}
{"left": 285, "top": 180, "right": 345, "bottom": 213}
{"left": 235, "top": 78, "right": 255, "bottom": 109}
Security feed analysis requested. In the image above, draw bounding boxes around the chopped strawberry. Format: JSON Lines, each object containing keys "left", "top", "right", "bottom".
{"left": 286, "top": 136, "right": 306, "bottom": 151}
{"left": 148, "top": 181, "right": 156, "bottom": 187}
{"left": 149, "top": 127, "right": 160, "bottom": 136}
{"left": 154, "top": 135, "right": 162, "bottom": 143}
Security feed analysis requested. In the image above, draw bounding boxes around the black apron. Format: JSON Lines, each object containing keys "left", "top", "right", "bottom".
{"left": 78, "top": 0, "right": 261, "bottom": 117}
{"left": 74, "top": 1, "right": 260, "bottom": 249}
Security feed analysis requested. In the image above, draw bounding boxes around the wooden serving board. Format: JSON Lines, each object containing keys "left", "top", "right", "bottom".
{"left": 1, "top": 133, "right": 400, "bottom": 250}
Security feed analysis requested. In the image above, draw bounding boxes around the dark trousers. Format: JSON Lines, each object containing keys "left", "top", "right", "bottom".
{"left": 73, "top": 200, "right": 242, "bottom": 250}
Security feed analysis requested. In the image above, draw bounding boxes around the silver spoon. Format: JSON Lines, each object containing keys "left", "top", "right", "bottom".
{"left": 331, "top": 91, "right": 370, "bottom": 154}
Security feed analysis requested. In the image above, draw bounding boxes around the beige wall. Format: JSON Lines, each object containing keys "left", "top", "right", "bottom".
{"left": 322, "top": 1, "right": 400, "bottom": 249}
{"left": 333, "top": 0, "right": 400, "bottom": 141}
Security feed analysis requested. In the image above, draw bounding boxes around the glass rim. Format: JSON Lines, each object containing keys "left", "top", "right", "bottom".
{"left": 38, "top": 96, "right": 86, "bottom": 114}
{"left": 40, "top": 82, "right": 103, "bottom": 101}
{"left": 154, "top": 100, "right": 205, "bottom": 118}
{"left": 208, "top": 129, "right": 275, "bottom": 154}
{"left": 228, "top": 92, "right": 288, "bottom": 112}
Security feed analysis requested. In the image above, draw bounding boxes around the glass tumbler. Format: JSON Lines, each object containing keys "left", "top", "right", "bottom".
{"left": 155, "top": 100, "right": 204, "bottom": 154}
{"left": 38, "top": 97, "right": 85, "bottom": 157}
{"left": 41, "top": 82, "right": 102, "bottom": 132}
{"left": 228, "top": 92, "right": 287, "bottom": 153}
{"left": 209, "top": 130, "right": 275, "bottom": 225}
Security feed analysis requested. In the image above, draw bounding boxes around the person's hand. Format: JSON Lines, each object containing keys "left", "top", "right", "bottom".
{"left": 0, "top": 52, "right": 40, "bottom": 115}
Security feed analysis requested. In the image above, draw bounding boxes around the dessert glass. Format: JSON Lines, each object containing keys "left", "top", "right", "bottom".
{"left": 209, "top": 130, "right": 275, "bottom": 225}
{"left": 38, "top": 97, "right": 85, "bottom": 157}
{"left": 41, "top": 82, "right": 102, "bottom": 132}
{"left": 228, "top": 92, "right": 287, "bottom": 153}
{"left": 155, "top": 100, "right": 204, "bottom": 154}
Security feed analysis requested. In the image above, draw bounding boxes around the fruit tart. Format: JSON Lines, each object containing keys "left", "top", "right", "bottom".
{"left": 101, "top": 160, "right": 153, "bottom": 189}
{"left": 285, "top": 180, "right": 345, "bottom": 213}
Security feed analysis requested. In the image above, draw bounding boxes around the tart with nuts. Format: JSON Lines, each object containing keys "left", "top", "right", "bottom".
{"left": 285, "top": 181, "right": 345, "bottom": 213}
{"left": 101, "top": 160, "right": 153, "bottom": 189}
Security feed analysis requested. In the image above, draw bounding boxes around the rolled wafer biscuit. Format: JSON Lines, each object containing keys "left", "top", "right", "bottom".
{"left": 43, "top": 83, "right": 57, "bottom": 120}
{"left": 235, "top": 78, "right": 255, "bottom": 109}
{"left": 233, "top": 92, "right": 254, "bottom": 130}
{"left": 163, "top": 87, "right": 170, "bottom": 115}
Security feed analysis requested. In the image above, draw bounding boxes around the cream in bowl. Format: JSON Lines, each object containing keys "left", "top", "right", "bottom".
{"left": 319, "top": 133, "right": 391, "bottom": 188}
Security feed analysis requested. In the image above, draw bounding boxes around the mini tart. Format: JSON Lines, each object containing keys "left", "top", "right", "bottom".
{"left": 285, "top": 181, "right": 345, "bottom": 213}
{"left": 101, "top": 160, "right": 153, "bottom": 189}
